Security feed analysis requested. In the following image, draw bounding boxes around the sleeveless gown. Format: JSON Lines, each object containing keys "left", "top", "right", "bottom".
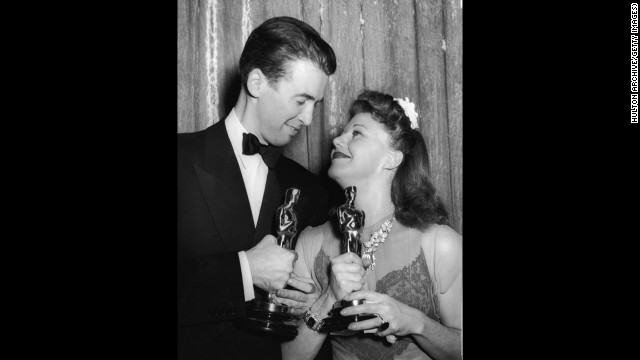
{"left": 295, "top": 212, "right": 450, "bottom": 360}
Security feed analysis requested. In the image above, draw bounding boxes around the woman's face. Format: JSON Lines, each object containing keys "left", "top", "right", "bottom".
{"left": 328, "top": 112, "right": 393, "bottom": 186}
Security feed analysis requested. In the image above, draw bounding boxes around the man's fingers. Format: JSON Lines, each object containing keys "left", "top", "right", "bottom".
{"left": 290, "top": 307, "right": 307, "bottom": 318}
{"left": 276, "top": 288, "right": 309, "bottom": 302}
{"left": 271, "top": 297, "right": 297, "bottom": 307}
{"left": 286, "top": 277, "right": 316, "bottom": 294}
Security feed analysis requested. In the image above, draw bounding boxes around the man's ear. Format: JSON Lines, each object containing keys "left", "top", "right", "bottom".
{"left": 384, "top": 149, "right": 403, "bottom": 170}
{"left": 246, "top": 68, "right": 265, "bottom": 98}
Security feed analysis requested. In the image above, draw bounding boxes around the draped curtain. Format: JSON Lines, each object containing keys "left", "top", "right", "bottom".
{"left": 178, "top": 0, "right": 462, "bottom": 234}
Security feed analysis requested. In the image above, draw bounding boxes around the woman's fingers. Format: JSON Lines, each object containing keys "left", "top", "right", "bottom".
{"left": 342, "top": 289, "right": 378, "bottom": 302}
{"left": 346, "top": 315, "right": 382, "bottom": 331}
{"left": 385, "top": 335, "right": 398, "bottom": 344}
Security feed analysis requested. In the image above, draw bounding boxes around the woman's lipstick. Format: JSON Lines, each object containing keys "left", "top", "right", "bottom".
{"left": 332, "top": 151, "right": 351, "bottom": 159}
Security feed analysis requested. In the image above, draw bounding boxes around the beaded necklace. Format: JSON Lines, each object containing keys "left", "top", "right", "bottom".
{"left": 361, "top": 216, "right": 395, "bottom": 275}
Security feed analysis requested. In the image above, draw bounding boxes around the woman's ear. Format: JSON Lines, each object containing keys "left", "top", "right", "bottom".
{"left": 246, "top": 68, "right": 264, "bottom": 98}
{"left": 384, "top": 149, "right": 403, "bottom": 170}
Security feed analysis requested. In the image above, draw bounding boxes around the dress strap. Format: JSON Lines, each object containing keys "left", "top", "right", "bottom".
{"left": 423, "top": 225, "right": 442, "bottom": 322}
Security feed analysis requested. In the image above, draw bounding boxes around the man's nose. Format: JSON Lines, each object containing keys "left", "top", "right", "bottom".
{"left": 298, "top": 104, "right": 314, "bottom": 126}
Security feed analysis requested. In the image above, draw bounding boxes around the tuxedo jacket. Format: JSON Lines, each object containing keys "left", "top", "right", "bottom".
{"left": 177, "top": 120, "right": 329, "bottom": 360}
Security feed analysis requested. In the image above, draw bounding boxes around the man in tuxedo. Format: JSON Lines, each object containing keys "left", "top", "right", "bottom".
{"left": 178, "top": 16, "right": 336, "bottom": 360}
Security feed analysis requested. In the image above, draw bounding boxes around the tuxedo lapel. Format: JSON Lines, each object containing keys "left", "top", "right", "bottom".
{"left": 195, "top": 122, "right": 255, "bottom": 252}
{"left": 293, "top": 194, "right": 311, "bottom": 223}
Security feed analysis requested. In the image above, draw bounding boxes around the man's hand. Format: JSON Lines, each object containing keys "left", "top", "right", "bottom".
{"left": 246, "top": 235, "right": 297, "bottom": 292}
{"left": 274, "top": 275, "right": 319, "bottom": 317}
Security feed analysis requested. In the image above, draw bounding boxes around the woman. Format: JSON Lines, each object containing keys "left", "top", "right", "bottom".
{"left": 279, "top": 90, "right": 462, "bottom": 360}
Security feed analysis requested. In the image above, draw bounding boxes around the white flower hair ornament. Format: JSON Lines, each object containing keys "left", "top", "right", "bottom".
{"left": 394, "top": 97, "right": 419, "bottom": 129}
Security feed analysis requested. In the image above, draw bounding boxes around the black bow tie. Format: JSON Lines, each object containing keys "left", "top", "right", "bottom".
{"left": 242, "top": 133, "right": 281, "bottom": 169}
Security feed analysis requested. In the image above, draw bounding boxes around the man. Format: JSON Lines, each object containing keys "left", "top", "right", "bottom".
{"left": 178, "top": 16, "right": 336, "bottom": 360}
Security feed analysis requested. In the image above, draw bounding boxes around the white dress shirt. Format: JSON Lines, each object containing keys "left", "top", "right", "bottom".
{"left": 225, "top": 108, "right": 269, "bottom": 301}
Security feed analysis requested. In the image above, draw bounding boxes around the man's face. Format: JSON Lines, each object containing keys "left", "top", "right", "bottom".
{"left": 255, "top": 59, "right": 329, "bottom": 147}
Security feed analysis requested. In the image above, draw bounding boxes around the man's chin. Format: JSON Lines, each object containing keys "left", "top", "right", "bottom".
{"left": 269, "top": 138, "right": 290, "bottom": 147}
{"left": 270, "top": 133, "right": 297, "bottom": 147}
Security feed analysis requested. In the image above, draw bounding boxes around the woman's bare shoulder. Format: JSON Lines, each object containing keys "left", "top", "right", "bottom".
{"left": 421, "top": 224, "right": 462, "bottom": 292}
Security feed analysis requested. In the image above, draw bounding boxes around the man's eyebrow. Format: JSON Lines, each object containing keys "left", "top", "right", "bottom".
{"left": 295, "top": 93, "right": 324, "bottom": 102}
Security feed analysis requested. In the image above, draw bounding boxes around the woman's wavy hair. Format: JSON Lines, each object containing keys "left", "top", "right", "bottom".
{"left": 348, "top": 90, "right": 449, "bottom": 230}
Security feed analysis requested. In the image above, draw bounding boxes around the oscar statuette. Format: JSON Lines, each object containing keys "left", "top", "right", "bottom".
{"left": 319, "top": 186, "right": 376, "bottom": 335}
{"left": 240, "top": 188, "right": 301, "bottom": 338}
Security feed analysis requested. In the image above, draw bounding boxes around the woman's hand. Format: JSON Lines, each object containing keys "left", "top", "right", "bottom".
{"left": 339, "top": 290, "right": 424, "bottom": 340}
{"left": 329, "top": 252, "right": 365, "bottom": 301}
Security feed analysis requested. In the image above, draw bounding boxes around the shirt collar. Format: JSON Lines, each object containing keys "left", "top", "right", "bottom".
{"left": 225, "top": 108, "right": 263, "bottom": 168}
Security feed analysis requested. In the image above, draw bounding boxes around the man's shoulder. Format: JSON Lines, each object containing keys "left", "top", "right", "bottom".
{"left": 178, "top": 122, "right": 227, "bottom": 154}
{"left": 177, "top": 128, "right": 205, "bottom": 151}
{"left": 275, "top": 156, "right": 324, "bottom": 188}
{"left": 276, "top": 156, "right": 313, "bottom": 177}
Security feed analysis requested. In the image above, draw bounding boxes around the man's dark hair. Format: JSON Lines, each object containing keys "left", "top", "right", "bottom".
{"left": 239, "top": 16, "right": 337, "bottom": 95}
